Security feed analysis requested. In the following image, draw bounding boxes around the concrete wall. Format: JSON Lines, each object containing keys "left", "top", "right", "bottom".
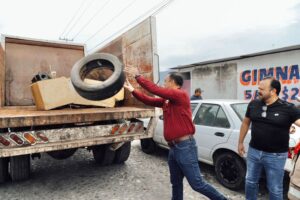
{"left": 191, "top": 62, "right": 237, "bottom": 99}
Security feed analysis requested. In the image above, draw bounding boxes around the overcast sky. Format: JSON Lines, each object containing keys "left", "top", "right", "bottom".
{"left": 0, "top": 0, "right": 299, "bottom": 71}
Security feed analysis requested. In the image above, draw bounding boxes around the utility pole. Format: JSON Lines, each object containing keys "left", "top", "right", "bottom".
{"left": 59, "top": 37, "right": 74, "bottom": 42}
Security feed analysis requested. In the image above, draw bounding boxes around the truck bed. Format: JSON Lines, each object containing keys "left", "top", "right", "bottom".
{"left": 0, "top": 106, "right": 154, "bottom": 128}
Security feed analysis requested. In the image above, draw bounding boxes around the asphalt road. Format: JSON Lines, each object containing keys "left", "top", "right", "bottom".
{"left": 0, "top": 141, "right": 290, "bottom": 200}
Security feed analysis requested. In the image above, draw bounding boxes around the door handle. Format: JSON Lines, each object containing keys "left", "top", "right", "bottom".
{"left": 214, "top": 132, "right": 225, "bottom": 137}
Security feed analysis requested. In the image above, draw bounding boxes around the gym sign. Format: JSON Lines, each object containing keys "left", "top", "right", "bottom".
{"left": 239, "top": 64, "right": 300, "bottom": 102}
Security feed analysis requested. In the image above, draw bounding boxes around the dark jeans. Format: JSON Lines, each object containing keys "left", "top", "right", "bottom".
{"left": 168, "top": 137, "right": 226, "bottom": 200}
{"left": 245, "top": 146, "right": 287, "bottom": 200}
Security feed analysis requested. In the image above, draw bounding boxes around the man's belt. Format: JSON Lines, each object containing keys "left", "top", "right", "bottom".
{"left": 167, "top": 135, "right": 193, "bottom": 147}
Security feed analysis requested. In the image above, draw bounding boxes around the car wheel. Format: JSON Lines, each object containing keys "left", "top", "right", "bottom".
{"left": 215, "top": 152, "right": 246, "bottom": 190}
{"left": 47, "top": 148, "right": 77, "bottom": 160}
{"left": 71, "top": 53, "right": 125, "bottom": 100}
{"left": 10, "top": 155, "right": 30, "bottom": 181}
{"left": 114, "top": 142, "right": 131, "bottom": 164}
{"left": 140, "top": 138, "right": 156, "bottom": 154}
{"left": 92, "top": 144, "right": 116, "bottom": 166}
{"left": 0, "top": 157, "right": 9, "bottom": 183}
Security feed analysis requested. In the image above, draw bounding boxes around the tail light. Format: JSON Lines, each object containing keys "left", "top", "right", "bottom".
{"left": 111, "top": 125, "right": 120, "bottom": 135}
{"left": 127, "top": 123, "right": 136, "bottom": 133}
{"left": 118, "top": 124, "right": 128, "bottom": 134}
{"left": 23, "top": 132, "right": 37, "bottom": 145}
{"left": 0, "top": 135, "right": 10, "bottom": 146}
{"left": 9, "top": 133, "right": 24, "bottom": 145}
{"left": 36, "top": 132, "right": 49, "bottom": 143}
{"left": 135, "top": 123, "right": 144, "bottom": 132}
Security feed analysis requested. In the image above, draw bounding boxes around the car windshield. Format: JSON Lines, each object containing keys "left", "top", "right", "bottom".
{"left": 230, "top": 103, "right": 248, "bottom": 121}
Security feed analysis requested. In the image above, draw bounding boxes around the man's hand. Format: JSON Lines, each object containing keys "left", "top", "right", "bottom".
{"left": 123, "top": 79, "right": 134, "bottom": 92}
{"left": 238, "top": 143, "right": 245, "bottom": 157}
{"left": 124, "top": 67, "right": 139, "bottom": 77}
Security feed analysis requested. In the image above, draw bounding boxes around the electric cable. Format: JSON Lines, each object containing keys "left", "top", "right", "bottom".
{"left": 87, "top": 0, "right": 173, "bottom": 53}
{"left": 59, "top": 0, "right": 86, "bottom": 39}
{"left": 71, "top": 0, "right": 111, "bottom": 40}
{"left": 64, "top": 0, "right": 96, "bottom": 39}
{"left": 84, "top": 0, "right": 137, "bottom": 43}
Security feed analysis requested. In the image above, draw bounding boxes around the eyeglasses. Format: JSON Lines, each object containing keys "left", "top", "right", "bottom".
{"left": 261, "top": 106, "right": 267, "bottom": 118}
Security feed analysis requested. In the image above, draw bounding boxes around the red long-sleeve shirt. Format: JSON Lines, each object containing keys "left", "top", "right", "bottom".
{"left": 132, "top": 76, "right": 195, "bottom": 141}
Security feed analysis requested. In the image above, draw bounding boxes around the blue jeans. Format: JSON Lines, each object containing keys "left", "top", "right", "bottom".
{"left": 168, "top": 137, "right": 226, "bottom": 200}
{"left": 245, "top": 146, "right": 288, "bottom": 200}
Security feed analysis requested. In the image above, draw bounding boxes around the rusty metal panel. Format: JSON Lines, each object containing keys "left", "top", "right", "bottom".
{"left": 95, "top": 17, "right": 157, "bottom": 107}
{"left": 0, "top": 106, "right": 155, "bottom": 128}
{"left": 0, "top": 45, "right": 4, "bottom": 106}
{"left": 4, "top": 37, "right": 85, "bottom": 106}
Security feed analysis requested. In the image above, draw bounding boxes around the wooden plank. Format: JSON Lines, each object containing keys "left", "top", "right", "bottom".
{"left": 0, "top": 106, "right": 154, "bottom": 128}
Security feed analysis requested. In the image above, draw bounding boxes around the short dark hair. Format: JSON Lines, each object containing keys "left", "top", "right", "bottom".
{"left": 168, "top": 72, "right": 183, "bottom": 87}
{"left": 263, "top": 76, "right": 281, "bottom": 95}
{"left": 195, "top": 88, "right": 202, "bottom": 93}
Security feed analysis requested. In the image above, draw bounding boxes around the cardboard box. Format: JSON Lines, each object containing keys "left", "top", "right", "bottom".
{"left": 31, "top": 77, "right": 124, "bottom": 110}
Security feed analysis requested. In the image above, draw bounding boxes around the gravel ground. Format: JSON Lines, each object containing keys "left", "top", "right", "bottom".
{"left": 0, "top": 141, "right": 290, "bottom": 200}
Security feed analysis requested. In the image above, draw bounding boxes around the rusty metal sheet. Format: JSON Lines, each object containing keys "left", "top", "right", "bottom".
{"left": 0, "top": 106, "right": 154, "bottom": 128}
{"left": 4, "top": 38, "right": 85, "bottom": 106}
{"left": 0, "top": 45, "right": 4, "bottom": 106}
{"left": 95, "top": 17, "right": 157, "bottom": 107}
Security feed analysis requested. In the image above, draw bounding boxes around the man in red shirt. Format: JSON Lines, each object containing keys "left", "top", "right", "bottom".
{"left": 124, "top": 69, "right": 226, "bottom": 200}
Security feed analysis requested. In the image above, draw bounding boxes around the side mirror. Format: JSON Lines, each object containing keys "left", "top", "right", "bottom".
{"left": 159, "top": 115, "right": 164, "bottom": 120}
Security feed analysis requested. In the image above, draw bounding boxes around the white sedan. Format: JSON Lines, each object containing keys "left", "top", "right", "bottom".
{"left": 140, "top": 99, "right": 250, "bottom": 190}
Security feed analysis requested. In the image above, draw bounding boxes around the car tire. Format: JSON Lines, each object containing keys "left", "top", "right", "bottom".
{"left": 71, "top": 53, "right": 125, "bottom": 100}
{"left": 215, "top": 152, "right": 246, "bottom": 190}
{"left": 47, "top": 148, "right": 77, "bottom": 160}
{"left": 92, "top": 144, "right": 116, "bottom": 166}
{"left": 114, "top": 142, "right": 131, "bottom": 164}
{"left": 140, "top": 138, "right": 156, "bottom": 154}
{"left": 10, "top": 155, "right": 30, "bottom": 181}
{"left": 0, "top": 157, "right": 9, "bottom": 183}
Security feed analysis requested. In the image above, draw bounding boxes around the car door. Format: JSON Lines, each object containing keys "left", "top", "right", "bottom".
{"left": 193, "top": 103, "right": 232, "bottom": 161}
{"left": 152, "top": 108, "right": 167, "bottom": 145}
{"left": 155, "top": 103, "right": 199, "bottom": 146}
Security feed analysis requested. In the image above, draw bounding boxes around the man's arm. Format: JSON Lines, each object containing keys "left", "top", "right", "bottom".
{"left": 136, "top": 76, "right": 181, "bottom": 101}
{"left": 132, "top": 90, "right": 164, "bottom": 107}
{"left": 238, "top": 117, "right": 251, "bottom": 156}
{"left": 123, "top": 79, "right": 164, "bottom": 107}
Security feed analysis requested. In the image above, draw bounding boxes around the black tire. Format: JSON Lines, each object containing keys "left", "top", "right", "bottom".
{"left": 114, "top": 142, "right": 131, "bottom": 164}
{"left": 10, "top": 155, "right": 30, "bottom": 181}
{"left": 71, "top": 53, "right": 125, "bottom": 100}
{"left": 47, "top": 148, "right": 77, "bottom": 160}
{"left": 0, "top": 157, "right": 9, "bottom": 183}
{"left": 140, "top": 138, "right": 156, "bottom": 154}
{"left": 92, "top": 144, "right": 116, "bottom": 166}
{"left": 214, "top": 152, "right": 246, "bottom": 190}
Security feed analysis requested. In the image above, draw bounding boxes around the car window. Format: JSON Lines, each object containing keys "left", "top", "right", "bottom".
{"left": 230, "top": 103, "right": 248, "bottom": 121}
{"left": 214, "top": 107, "right": 230, "bottom": 128}
{"left": 194, "top": 103, "right": 230, "bottom": 128}
{"left": 190, "top": 103, "right": 198, "bottom": 113}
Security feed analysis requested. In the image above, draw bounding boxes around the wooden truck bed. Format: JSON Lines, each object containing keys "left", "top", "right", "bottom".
{"left": 0, "top": 106, "right": 154, "bottom": 128}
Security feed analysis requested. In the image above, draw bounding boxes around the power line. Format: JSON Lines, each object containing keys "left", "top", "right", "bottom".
{"left": 84, "top": 0, "right": 137, "bottom": 43}
{"left": 59, "top": 0, "right": 86, "bottom": 40}
{"left": 64, "top": 0, "right": 96, "bottom": 39}
{"left": 71, "top": 0, "right": 111, "bottom": 40}
{"left": 87, "top": 0, "right": 174, "bottom": 53}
